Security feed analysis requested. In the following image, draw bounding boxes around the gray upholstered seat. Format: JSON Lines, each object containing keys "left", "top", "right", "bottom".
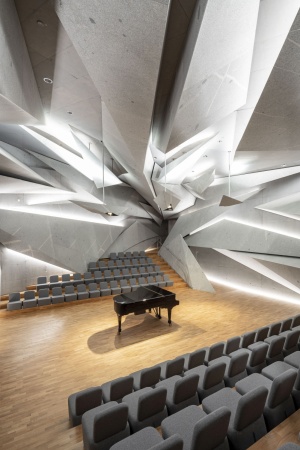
{"left": 94, "top": 270, "right": 104, "bottom": 283}
{"left": 129, "top": 278, "right": 138, "bottom": 291}
{"left": 84, "top": 271, "right": 93, "bottom": 285}
{"left": 37, "top": 276, "right": 48, "bottom": 290}
{"left": 113, "top": 269, "right": 122, "bottom": 281}
{"left": 98, "top": 261, "right": 107, "bottom": 269}
{"left": 110, "top": 252, "right": 117, "bottom": 259}
{"left": 277, "top": 444, "right": 300, "bottom": 450}
{"left": 131, "top": 267, "right": 139, "bottom": 278}
{"left": 155, "top": 265, "right": 164, "bottom": 276}
{"left": 101, "top": 376, "right": 134, "bottom": 403}
{"left": 204, "top": 341, "right": 225, "bottom": 364}
{"left": 202, "top": 386, "right": 268, "bottom": 450}
{"left": 161, "top": 405, "right": 230, "bottom": 450}
{"left": 37, "top": 288, "right": 51, "bottom": 306}
{"left": 77, "top": 283, "right": 89, "bottom": 300}
{"left": 82, "top": 402, "right": 130, "bottom": 450}
{"left": 110, "top": 427, "right": 183, "bottom": 450}
{"left": 116, "top": 260, "right": 124, "bottom": 269}
{"left": 88, "top": 282, "right": 100, "bottom": 298}
{"left": 255, "top": 326, "right": 269, "bottom": 342}
{"left": 123, "top": 259, "right": 132, "bottom": 268}
{"left": 49, "top": 275, "right": 60, "bottom": 289}
{"left": 185, "top": 361, "right": 226, "bottom": 401}
{"left": 125, "top": 251, "right": 131, "bottom": 259}
{"left": 104, "top": 269, "right": 113, "bottom": 282}
{"left": 280, "top": 318, "right": 293, "bottom": 334}
{"left": 138, "top": 277, "right": 148, "bottom": 287}
{"left": 266, "top": 335, "right": 285, "bottom": 365}
{"left": 133, "top": 251, "right": 139, "bottom": 258}
{"left": 281, "top": 329, "right": 300, "bottom": 356}
{"left": 61, "top": 273, "right": 73, "bottom": 287}
{"left": 120, "top": 279, "right": 131, "bottom": 293}
{"left": 240, "top": 331, "right": 256, "bottom": 349}
{"left": 163, "top": 275, "right": 173, "bottom": 287}
{"left": 209, "top": 351, "right": 248, "bottom": 387}
{"left": 7, "top": 292, "right": 22, "bottom": 310}
{"left": 130, "top": 365, "right": 161, "bottom": 391}
{"left": 110, "top": 280, "right": 121, "bottom": 295}
{"left": 140, "top": 250, "right": 146, "bottom": 257}
{"left": 99, "top": 281, "right": 111, "bottom": 296}
{"left": 156, "top": 373, "right": 199, "bottom": 415}
{"left": 284, "top": 351, "right": 300, "bottom": 369}
{"left": 132, "top": 258, "right": 139, "bottom": 267}
{"left": 122, "top": 386, "right": 168, "bottom": 432}
{"left": 224, "top": 336, "right": 241, "bottom": 355}
{"left": 147, "top": 257, "right": 153, "bottom": 264}
{"left": 72, "top": 272, "right": 82, "bottom": 286}
{"left": 121, "top": 268, "right": 131, "bottom": 280}
{"left": 117, "top": 252, "right": 124, "bottom": 259}
{"left": 68, "top": 386, "right": 103, "bottom": 426}
{"left": 23, "top": 290, "right": 37, "bottom": 308}
{"left": 292, "top": 314, "right": 300, "bottom": 329}
{"left": 268, "top": 321, "right": 282, "bottom": 336}
{"left": 51, "top": 287, "right": 64, "bottom": 304}
{"left": 64, "top": 285, "right": 77, "bottom": 302}
{"left": 157, "top": 357, "right": 184, "bottom": 380}
{"left": 108, "top": 260, "right": 115, "bottom": 269}
{"left": 182, "top": 348, "right": 206, "bottom": 371}
{"left": 244, "top": 342, "right": 268, "bottom": 374}
{"left": 147, "top": 276, "right": 158, "bottom": 286}
{"left": 262, "top": 361, "right": 300, "bottom": 408}
{"left": 235, "top": 370, "right": 297, "bottom": 430}
{"left": 139, "top": 266, "right": 148, "bottom": 276}
{"left": 156, "top": 275, "right": 166, "bottom": 287}
{"left": 139, "top": 258, "right": 147, "bottom": 266}
{"left": 88, "top": 262, "right": 98, "bottom": 272}
{"left": 147, "top": 266, "right": 156, "bottom": 276}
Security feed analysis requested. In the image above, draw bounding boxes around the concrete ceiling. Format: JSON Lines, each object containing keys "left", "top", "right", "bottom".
{"left": 0, "top": 0, "right": 299, "bottom": 223}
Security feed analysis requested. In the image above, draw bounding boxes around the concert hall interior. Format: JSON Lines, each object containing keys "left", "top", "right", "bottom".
{"left": 1, "top": 1, "right": 300, "bottom": 449}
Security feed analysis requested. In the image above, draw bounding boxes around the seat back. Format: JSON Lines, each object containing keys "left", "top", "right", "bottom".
{"left": 129, "top": 278, "right": 137, "bottom": 287}
{"left": 188, "top": 348, "right": 206, "bottom": 369}
{"left": 110, "top": 280, "right": 118, "bottom": 289}
{"left": 50, "top": 275, "right": 59, "bottom": 282}
{"left": 133, "top": 251, "right": 139, "bottom": 257}
{"left": 131, "top": 268, "right": 138, "bottom": 275}
{"left": 94, "top": 270, "right": 102, "bottom": 279}
{"left": 37, "top": 276, "right": 47, "bottom": 284}
{"left": 125, "top": 251, "right": 131, "bottom": 258}
{"left": 249, "top": 342, "right": 268, "bottom": 367}
{"left": 122, "top": 269, "right": 129, "bottom": 276}
{"left": 269, "top": 322, "right": 281, "bottom": 336}
{"left": 140, "top": 250, "right": 146, "bottom": 257}
{"left": 234, "top": 386, "right": 268, "bottom": 431}
{"left": 62, "top": 274, "right": 70, "bottom": 281}
{"left": 256, "top": 327, "right": 269, "bottom": 342}
{"left": 140, "top": 258, "right": 146, "bottom": 265}
{"left": 116, "top": 260, "right": 123, "bottom": 267}
{"left": 268, "top": 369, "right": 297, "bottom": 408}
{"left": 156, "top": 275, "right": 163, "bottom": 283}
{"left": 285, "top": 330, "right": 300, "bottom": 350}
{"left": 240, "top": 331, "right": 256, "bottom": 348}
{"left": 75, "top": 386, "right": 102, "bottom": 416}
{"left": 100, "top": 282, "right": 109, "bottom": 289}
{"left": 132, "top": 259, "right": 138, "bottom": 266}
{"left": 117, "top": 252, "right": 124, "bottom": 259}
{"left": 191, "top": 406, "right": 231, "bottom": 450}
{"left": 292, "top": 314, "right": 300, "bottom": 328}
{"left": 225, "top": 336, "right": 240, "bottom": 354}
{"left": 24, "top": 290, "right": 36, "bottom": 300}
{"left": 93, "top": 403, "right": 128, "bottom": 443}
{"left": 110, "top": 252, "right": 117, "bottom": 259}
{"left": 84, "top": 272, "right": 92, "bottom": 279}
{"left": 281, "top": 318, "right": 293, "bottom": 333}
{"left": 88, "top": 262, "right": 97, "bottom": 269}
{"left": 65, "top": 285, "right": 75, "bottom": 294}
{"left": 77, "top": 284, "right": 86, "bottom": 293}
{"left": 140, "top": 366, "right": 161, "bottom": 388}
{"left": 147, "top": 276, "right": 155, "bottom": 284}
{"left": 108, "top": 261, "right": 115, "bottom": 268}
{"left": 203, "top": 362, "right": 226, "bottom": 390}
{"left": 138, "top": 277, "right": 147, "bottom": 285}
{"left": 89, "top": 283, "right": 98, "bottom": 291}
{"left": 113, "top": 269, "right": 121, "bottom": 276}
{"left": 52, "top": 287, "right": 63, "bottom": 296}
{"left": 73, "top": 273, "right": 82, "bottom": 281}
{"left": 165, "top": 358, "right": 184, "bottom": 378}
{"left": 39, "top": 288, "right": 49, "bottom": 298}
{"left": 268, "top": 335, "right": 285, "bottom": 358}
{"left": 9, "top": 292, "right": 21, "bottom": 302}
{"left": 228, "top": 351, "right": 248, "bottom": 377}
{"left": 137, "top": 387, "right": 167, "bottom": 421}
{"left": 173, "top": 374, "right": 199, "bottom": 404}
{"left": 208, "top": 342, "right": 224, "bottom": 361}
{"left": 120, "top": 280, "right": 128, "bottom": 287}
{"left": 110, "top": 376, "right": 134, "bottom": 401}
{"left": 104, "top": 270, "right": 112, "bottom": 278}
{"left": 99, "top": 261, "right": 106, "bottom": 268}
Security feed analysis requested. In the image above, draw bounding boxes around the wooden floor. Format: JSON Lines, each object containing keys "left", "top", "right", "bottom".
{"left": 1, "top": 281, "right": 300, "bottom": 450}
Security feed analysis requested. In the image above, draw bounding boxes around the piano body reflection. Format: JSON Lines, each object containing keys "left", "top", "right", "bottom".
{"left": 114, "top": 285, "right": 179, "bottom": 333}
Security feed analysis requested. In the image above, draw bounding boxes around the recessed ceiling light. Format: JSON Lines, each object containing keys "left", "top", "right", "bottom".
{"left": 281, "top": 164, "right": 286, "bottom": 167}
{"left": 106, "top": 212, "right": 117, "bottom": 217}
{"left": 165, "top": 204, "right": 173, "bottom": 211}
{"left": 67, "top": 111, "right": 73, "bottom": 115}
{"left": 43, "top": 77, "right": 53, "bottom": 84}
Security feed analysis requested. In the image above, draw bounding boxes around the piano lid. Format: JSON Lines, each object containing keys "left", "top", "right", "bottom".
{"left": 114, "top": 285, "right": 174, "bottom": 304}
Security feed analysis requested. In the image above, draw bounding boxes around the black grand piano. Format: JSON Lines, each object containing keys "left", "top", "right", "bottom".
{"left": 114, "top": 285, "right": 179, "bottom": 333}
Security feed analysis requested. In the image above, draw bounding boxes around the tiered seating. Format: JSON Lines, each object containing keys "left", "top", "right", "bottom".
{"left": 67, "top": 313, "right": 300, "bottom": 450}
{"left": 6, "top": 250, "right": 174, "bottom": 310}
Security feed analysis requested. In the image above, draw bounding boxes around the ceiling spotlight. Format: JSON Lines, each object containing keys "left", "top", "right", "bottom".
{"left": 165, "top": 204, "right": 173, "bottom": 211}
{"left": 67, "top": 111, "right": 73, "bottom": 115}
{"left": 43, "top": 77, "right": 53, "bottom": 84}
{"left": 281, "top": 164, "right": 286, "bottom": 167}
{"left": 106, "top": 212, "right": 117, "bottom": 217}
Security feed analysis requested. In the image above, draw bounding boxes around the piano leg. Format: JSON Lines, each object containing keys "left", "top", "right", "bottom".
{"left": 118, "top": 315, "right": 122, "bottom": 333}
{"left": 168, "top": 308, "right": 172, "bottom": 325}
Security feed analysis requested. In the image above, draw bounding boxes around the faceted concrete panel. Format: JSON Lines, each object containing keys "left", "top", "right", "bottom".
{"left": 159, "top": 234, "right": 214, "bottom": 292}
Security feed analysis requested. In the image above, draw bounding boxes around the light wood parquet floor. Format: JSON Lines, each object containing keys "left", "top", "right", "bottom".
{"left": 1, "top": 283, "right": 300, "bottom": 450}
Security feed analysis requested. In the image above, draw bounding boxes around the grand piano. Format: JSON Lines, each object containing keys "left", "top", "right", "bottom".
{"left": 114, "top": 285, "right": 179, "bottom": 333}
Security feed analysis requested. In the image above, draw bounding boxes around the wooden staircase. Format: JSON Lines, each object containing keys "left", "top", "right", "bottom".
{"left": 0, "top": 250, "right": 188, "bottom": 311}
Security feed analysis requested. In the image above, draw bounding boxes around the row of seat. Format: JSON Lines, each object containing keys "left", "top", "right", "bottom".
{"left": 89, "top": 257, "right": 154, "bottom": 272}
{"left": 7, "top": 275, "right": 174, "bottom": 310}
{"left": 68, "top": 314, "right": 300, "bottom": 450}
{"left": 109, "top": 251, "right": 147, "bottom": 260}
{"left": 36, "top": 265, "right": 162, "bottom": 290}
